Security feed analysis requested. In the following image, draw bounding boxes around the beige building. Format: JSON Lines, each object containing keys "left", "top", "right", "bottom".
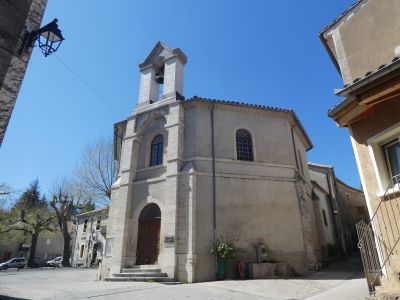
{"left": 72, "top": 208, "right": 108, "bottom": 267}
{"left": 309, "top": 163, "right": 368, "bottom": 259}
{"left": 320, "top": 0, "right": 400, "bottom": 297}
{"left": 309, "top": 164, "right": 343, "bottom": 259}
{"left": 99, "top": 42, "right": 346, "bottom": 283}
{"left": 336, "top": 178, "right": 369, "bottom": 251}
{"left": 0, "top": 231, "right": 63, "bottom": 265}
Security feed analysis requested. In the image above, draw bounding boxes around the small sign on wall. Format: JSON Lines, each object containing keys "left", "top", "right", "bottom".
{"left": 105, "top": 237, "right": 113, "bottom": 257}
{"left": 164, "top": 236, "right": 175, "bottom": 247}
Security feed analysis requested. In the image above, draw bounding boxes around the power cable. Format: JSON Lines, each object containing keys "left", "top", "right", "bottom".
{"left": 54, "top": 54, "right": 124, "bottom": 117}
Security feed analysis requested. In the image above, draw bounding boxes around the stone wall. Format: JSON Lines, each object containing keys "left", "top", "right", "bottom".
{"left": 0, "top": 0, "right": 47, "bottom": 146}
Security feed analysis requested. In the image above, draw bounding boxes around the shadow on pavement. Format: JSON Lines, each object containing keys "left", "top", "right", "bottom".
{"left": 0, "top": 296, "right": 29, "bottom": 300}
{"left": 299, "top": 252, "right": 366, "bottom": 280}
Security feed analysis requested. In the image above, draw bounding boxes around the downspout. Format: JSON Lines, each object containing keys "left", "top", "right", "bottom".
{"left": 211, "top": 103, "right": 217, "bottom": 243}
{"left": 211, "top": 103, "right": 217, "bottom": 275}
{"left": 326, "top": 172, "right": 346, "bottom": 257}
{"left": 290, "top": 125, "right": 299, "bottom": 172}
{"left": 291, "top": 122, "right": 316, "bottom": 267}
{"left": 290, "top": 123, "right": 309, "bottom": 259}
{"left": 72, "top": 217, "right": 78, "bottom": 267}
{"left": 325, "top": 174, "right": 344, "bottom": 255}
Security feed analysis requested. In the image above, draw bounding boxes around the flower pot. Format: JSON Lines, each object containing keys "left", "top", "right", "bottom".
{"left": 217, "top": 258, "right": 227, "bottom": 280}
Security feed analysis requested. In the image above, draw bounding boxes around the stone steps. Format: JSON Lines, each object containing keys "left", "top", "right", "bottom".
{"left": 105, "top": 264, "right": 180, "bottom": 284}
{"left": 122, "top": 268, "right": 162, "bottom": 273}
{"left": 105, "top": 276, "right": 175, "bottom": 282}
{"left": 113, "top": 272, "right": 168, "bottom": 278}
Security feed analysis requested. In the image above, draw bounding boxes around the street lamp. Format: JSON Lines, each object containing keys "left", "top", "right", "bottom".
{"left": 19, "top": 18, "right": 65, "bottom": 57}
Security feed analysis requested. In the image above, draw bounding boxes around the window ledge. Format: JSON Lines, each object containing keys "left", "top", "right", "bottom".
{"left": 137, "top": 165, "right": 165, "bottom": 172}
{"left": 377, "top": 183, "right": 400, "bottom": 198}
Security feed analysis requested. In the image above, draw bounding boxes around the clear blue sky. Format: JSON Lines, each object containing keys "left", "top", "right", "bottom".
{"left": 0, "top": 0, "right": 360, "bottom": 196}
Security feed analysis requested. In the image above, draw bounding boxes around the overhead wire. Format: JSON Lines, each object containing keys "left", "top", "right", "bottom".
{"left": 53, "top": 54, "right": 124, "bottom": 117}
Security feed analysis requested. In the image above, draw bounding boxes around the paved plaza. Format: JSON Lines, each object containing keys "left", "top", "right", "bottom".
{"left": 0, "top": 256, "right": 369, "bottom": 300}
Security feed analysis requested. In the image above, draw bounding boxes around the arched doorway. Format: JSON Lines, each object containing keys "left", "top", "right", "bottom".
{"left": 136, "top": 203, "right": 161, "bottom": 265}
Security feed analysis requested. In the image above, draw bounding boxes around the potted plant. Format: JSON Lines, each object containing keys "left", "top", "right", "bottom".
{"left": 211, "top": 241, "right": 235, "bottom": 280}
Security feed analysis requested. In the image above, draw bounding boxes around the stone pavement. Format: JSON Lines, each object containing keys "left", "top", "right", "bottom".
{"left": 0, "top": 255, "right": 369, "bottom": 300}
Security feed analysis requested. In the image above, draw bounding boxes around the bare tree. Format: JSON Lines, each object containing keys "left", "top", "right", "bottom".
{"left": 74, "top": 137, "right": 118, "bottom": 206}
{"left": 0, "top": 182, "right": 13, "bottom": 209}
{"left": 0, "top": 182, "right": 11, "bottom": 195}
{"left": 50, "top": 177, "right": 93, "bottom": 267}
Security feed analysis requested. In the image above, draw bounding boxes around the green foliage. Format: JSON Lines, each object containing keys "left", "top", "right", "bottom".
{"left": 0, "top": 210, "right": 26, "bottom": 244}
{"left": 211, "top": 240, "right": 235, "bottom": 260}
{"left": 0, "top": 179, "right": 55, "bottom": 267}
{"left": 14, "top": 179, "right": 47, "bottom": 210}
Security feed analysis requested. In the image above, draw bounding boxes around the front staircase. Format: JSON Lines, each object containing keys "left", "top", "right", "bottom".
{"left": 105, "top": 265, "right": 179, "bottom": 284}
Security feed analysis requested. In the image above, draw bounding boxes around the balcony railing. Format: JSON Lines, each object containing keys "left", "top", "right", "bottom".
{"left": 356, "top": 174, "right": 400, "bottom": 295}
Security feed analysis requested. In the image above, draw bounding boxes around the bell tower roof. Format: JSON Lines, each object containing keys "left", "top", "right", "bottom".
{"left": 139, "top": 41, "right": 187, "bottom": 69}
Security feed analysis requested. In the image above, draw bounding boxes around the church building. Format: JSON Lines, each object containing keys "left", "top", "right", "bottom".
{"left": 100, "top": 42, "right": 321, "bottom": 282}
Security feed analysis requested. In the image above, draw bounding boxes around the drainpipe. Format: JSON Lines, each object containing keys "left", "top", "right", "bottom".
{"left": 326, "top": 172, "right": 346, "bottom": 257}
{"left": 72, "top": 217, "right": 78, "bottom": 267}
{"left": 290, "top": 124, "right": 299, "bottom": 172}
{"left": 211, "top": 103, "right": 217, "bottom": 275}
{"left": 86, "top": 217, "right": 94, "bottom": 267}
{"left": 211, "top": 103, "right": 217, "bottom": 242}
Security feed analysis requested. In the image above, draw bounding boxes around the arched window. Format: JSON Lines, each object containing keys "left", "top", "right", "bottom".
{"left": 150, "top": 135, "right": 163, "bottom": 166}
{"left": 236, "top": 129, "right": 254, "bottom": 161}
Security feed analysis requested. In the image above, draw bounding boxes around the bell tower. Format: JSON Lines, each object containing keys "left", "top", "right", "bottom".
{"left": 137, "top": 42, "right": 187, "bottom": 108}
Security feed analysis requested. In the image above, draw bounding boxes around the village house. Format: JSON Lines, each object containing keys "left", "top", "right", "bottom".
{"left": 72, "top": 208, "right": 108, "bottom": 268}
{"left": 320, "top": 0, "right": 400, "bottom": 297}
{"left": 99, "top": 42, "right": 364, "bottom": 283}
{"left": 308, "top": 163, "right": 368, "bottom": 259}
{"left": 0, "top": 230, "right": 64, "bottom": 265}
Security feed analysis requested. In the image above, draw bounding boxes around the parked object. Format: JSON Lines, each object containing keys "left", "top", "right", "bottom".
{"left": 237, "top": 261, "right": 246, "bottom": 279}
{"left": 211, "top": 241, "right": 235, "bottom": 280}
{"left": 46, "top": 256, "right": 62, "bottom": 268}
{"left": 33, "top": 257, "right": 46, "bottom": 268}
{"left": 0, "top": 257, "right": 26, "bottom": 270}
{"left": 217, "top": 259, "right": 227, "bottom": 280}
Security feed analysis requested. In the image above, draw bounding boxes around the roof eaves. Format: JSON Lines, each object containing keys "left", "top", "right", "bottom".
{"left": 336, "top": 177, "right": 363, "bottom": 193}
{"left": 318, "top": 32, "right": 341, "bottom": 73}
{"left": 319, "top": 0, "right": 367, "bottom": 34}
{"left": 186, "top": 96, "right": 292, "bottom": 113}
{"left": 75, "top": 207, "right": 108, "bottom": 218}
{"left": 328, "top": 57, "right": 400, "bottom": 117}
{"left": 184, "top": 96, "right": 313, "bottom": 151}
{"left": 334, "top": 57, "right": 400, "bottom": 97}
{"left": 308, "top": 162, "right": 333, "bottom": 169}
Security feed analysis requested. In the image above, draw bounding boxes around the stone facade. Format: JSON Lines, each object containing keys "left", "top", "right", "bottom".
{"left": 72, "top": 208, "right": 108, "bottom": 268}
{"left": 0, "top": 0, "right": 47, "bottom": 146}
{"left": 321, "top": 0, "right": 400, "bottom": 296}
{"left": 99, "top": 42, "right": 338, "bottom": 282}
{"left": 308, "top": 163, "right": 367, "bottom": 259}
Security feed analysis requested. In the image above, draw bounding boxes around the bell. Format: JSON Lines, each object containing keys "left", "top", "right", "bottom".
{"left": 155, "top": 73, "right": 164, "bottom": 84}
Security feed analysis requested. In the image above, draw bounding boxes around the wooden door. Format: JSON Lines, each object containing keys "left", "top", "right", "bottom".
{"left": 136, "top": 218, "right": 161, "bottom": 264}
